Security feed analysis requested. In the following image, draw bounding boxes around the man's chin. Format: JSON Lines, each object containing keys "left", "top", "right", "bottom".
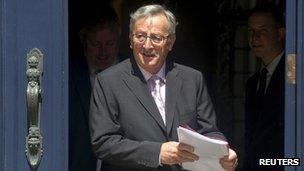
{"left": 95, "top": 62, "right": 112, "bottom": 70}
{"left": 97, "top": 57, "right": 112, "bottom": 65}
{"left": 251, "top": 50, "right": 264, "bottom": 58}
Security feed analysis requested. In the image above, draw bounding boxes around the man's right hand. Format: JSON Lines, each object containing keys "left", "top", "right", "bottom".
{"left": 160, "top": 141, "right": 199, "bottom": 165}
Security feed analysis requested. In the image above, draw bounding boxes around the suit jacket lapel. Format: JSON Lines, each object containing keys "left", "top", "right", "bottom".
{"left": 122, "top": 58, "right": 166, "bottom": 132}
{"left": 265, "top": 56, "right": 285, "bottom": 96}
{"left": 165, "top": 61, "right": 182, "bottom": 135}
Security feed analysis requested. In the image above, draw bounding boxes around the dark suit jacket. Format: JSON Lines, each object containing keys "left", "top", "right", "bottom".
{"left": 245, "top": 57, "right": 285, "bottom": 171}
{"left": 89, "top": 57, "right": 226, "bottom": 171}
{"left": 69, "top": 57, "right": 97, "bottom": 171}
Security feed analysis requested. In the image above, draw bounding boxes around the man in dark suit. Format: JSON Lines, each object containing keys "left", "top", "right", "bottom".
{"left": 245, "top": 3, "right": 285, "bottom": 171}
{"left": 89, "top": 4, "right": 237, "bottom": 171}
{"left": 69, "top": 6, "right": 121, "bottom": 171}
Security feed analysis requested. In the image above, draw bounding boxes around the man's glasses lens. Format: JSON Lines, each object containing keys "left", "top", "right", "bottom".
{"left": 133, "top": 33, "right": 167, "bottom": 44}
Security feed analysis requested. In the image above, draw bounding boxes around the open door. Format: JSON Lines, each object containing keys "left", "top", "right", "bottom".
{"left": 0, "top": 0, "right": 68, "bottom": 170}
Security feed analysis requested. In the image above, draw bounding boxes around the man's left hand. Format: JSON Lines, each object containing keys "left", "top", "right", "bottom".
{"left": 219, "top": 148, "right": 238, "bottom": 171}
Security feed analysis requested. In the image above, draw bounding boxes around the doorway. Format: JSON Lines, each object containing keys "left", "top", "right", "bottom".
{"left": 68, "top": 0, "right": 286, "bottom": 170}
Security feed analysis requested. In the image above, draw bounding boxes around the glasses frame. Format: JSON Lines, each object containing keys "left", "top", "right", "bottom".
{"left": 132, "top": 33, "right": 170, "bottom": 45}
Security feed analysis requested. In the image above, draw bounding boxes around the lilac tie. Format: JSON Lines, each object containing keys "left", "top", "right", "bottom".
{"left": 148, "top": 75, "right": 166, "bottom": 125}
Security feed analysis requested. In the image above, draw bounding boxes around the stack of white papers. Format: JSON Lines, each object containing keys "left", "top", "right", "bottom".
{"left": 177, "top": 126, "right": 229, "bottom": 171}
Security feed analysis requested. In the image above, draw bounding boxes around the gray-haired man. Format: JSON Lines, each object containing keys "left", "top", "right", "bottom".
{"left": 89, "top": 4, "right": 237, "bottom": 171}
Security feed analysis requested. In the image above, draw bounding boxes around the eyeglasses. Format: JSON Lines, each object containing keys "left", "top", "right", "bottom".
{"left": 132, "top": 33, "right": 170, "bottom": 45}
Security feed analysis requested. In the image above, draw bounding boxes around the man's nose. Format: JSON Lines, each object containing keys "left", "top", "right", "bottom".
{"left": 143, "top": 37, "right": 154, "bottom": 49}
{"left": 98, "top": 45, "right": 106, "bottom": 55}
{"left": 251, "top": 31, "right": 261, "bottom": 41}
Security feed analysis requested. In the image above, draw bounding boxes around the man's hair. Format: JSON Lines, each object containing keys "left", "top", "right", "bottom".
{"left": 249, "top": 2, "right": 285, "bottom": 28}
{"left": 79, "top": 6, "right": 120, "bottom": 45}
{"left": 129, "top": 4, "right": 178, "bottom": 34}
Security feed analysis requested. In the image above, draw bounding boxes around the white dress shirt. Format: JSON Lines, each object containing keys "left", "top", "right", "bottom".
{"left": 259, "top": 51, "right": 284, "bottom": 93}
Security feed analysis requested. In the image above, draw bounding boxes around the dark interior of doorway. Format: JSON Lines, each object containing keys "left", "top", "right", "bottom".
{"left": 68, "top": 1, "right": 285, "bottom": 171}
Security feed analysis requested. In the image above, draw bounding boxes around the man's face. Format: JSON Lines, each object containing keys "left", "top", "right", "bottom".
{"left": 84, "top": 28, "right": 119, "bottom": 72}
{"left": 130, "top": 14, "right": 175, "bottom": 74}
{"left": 248, "top": 12, "right": 284, "bottom": 60}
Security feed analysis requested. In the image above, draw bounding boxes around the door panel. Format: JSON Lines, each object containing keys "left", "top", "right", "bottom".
{"left": 0, "top": 0, "right": 68, "bottom": 170}
{"left": 285, "top": 0, "right": 296, "bottom": 163}
{"left": 285, "top": 0, "right": 303, "bottom": 170}
{"left": 295, "top": 0, "right": 304, "bottom": 170}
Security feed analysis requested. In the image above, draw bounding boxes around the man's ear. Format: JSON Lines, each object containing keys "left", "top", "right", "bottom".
{"left": 168, "top": 34, "right": 176, "bottom": 51}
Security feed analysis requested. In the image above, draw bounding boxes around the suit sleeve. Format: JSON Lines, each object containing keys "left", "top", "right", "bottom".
{"left": 195, "top": 72, "right": 226, "bottom": 141}
{"left": 244, "top": 77, "right": 255, "bottom": 163}
{"left": 89, "top": 75, "right": 162, "bottom": 169}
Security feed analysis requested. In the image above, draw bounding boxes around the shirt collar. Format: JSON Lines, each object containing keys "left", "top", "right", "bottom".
{"left": 262, "top": 51, "right": 284, "bottom": 75}
{"left": 138, "top": 63, "right": 166, "bottom": 82}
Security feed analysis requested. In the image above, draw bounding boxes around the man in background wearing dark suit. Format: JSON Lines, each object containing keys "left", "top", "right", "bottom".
{"left": 89, "top": 4, "right": 237, "bottom": 171}
{"left": 69, "top": 6, "right": 121, "bottom": 171}
{"left": 245, "top": 3, "right": 285, "bottom": 171}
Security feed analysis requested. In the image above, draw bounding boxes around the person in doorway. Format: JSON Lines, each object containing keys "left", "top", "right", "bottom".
{"left": 245, "top": 2, "right": 285, "bottom": 171}
{"left": 69, "top": 6, "right": 121, "bottom": 171}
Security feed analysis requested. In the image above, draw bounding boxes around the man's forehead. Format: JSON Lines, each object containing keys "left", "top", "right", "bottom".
{"left": 134, "top": 15, "right": 169, "bottom": 34}
{"left": 248, "top": 13, "right": 276, "bottom": 28}
{"left": 134, "top": 15, "right": 168, "bottom": 28}
{"left": 248, "top": 23, "right": 269, "bottom": 29}
{"left": 87, "top": 29, "right": 118, "bottom": 40}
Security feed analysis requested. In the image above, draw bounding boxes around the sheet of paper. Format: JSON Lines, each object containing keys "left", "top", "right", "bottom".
{"left": 177, "top": 126, "right": 229, "bottom": 171}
